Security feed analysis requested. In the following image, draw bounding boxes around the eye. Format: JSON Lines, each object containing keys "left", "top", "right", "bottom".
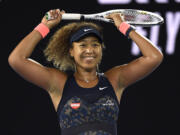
{"left": 92, "top": 43, "right": 100, "bottom": 47}
{"left": 80, "top": 44, "right": 86, "bottom": 47}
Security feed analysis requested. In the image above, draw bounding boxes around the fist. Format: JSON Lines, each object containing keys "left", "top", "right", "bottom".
{"left": 106, "top": 13, "right": 124, "bottom": 28}
{"left": 41, "top": 9, "right": 65, "bottom": 29}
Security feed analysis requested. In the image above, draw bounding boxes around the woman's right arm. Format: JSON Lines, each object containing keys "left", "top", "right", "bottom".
{"left": 8, "top": 9, "right": 66, "bottom": 93}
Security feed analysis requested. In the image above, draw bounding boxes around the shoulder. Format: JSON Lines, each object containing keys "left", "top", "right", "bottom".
{"left": 104, "top": 65, "right": 125, "bottom": 89}
{"left": 47, "top": 67, "right": 67, "bottom": 77}
{"left": 104, "top": 66, "right": 124, "bottom": 81}
{"left": 47, "top": 67, "right": 68, "bottom": 93}
{"left": 104, "top": 67, "right": 125, "bottom": 103}
{"left": 47, "top": 68, "right": 68, "bottom": 81}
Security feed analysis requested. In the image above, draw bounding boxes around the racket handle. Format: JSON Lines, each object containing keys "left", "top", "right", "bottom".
{"left": 46, "top": 12, "right": 82, "bottom": 21}
{"left": 62, "top": 13, "right": 81, "bottom": 20}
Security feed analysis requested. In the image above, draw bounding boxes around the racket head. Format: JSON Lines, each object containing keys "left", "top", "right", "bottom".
{"left": 86, "top": 9, "right": 164, "bottom": 26}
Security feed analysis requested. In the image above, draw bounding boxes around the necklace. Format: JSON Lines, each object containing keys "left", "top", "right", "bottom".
{"left": 75, "top": 72, "right": 98, "bottom": 83}
{"left": 76, "top": 76, "right": 98, "bottom": 83}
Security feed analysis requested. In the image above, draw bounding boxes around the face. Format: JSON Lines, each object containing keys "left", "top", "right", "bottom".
{"left": 70, "top": 36, "right": 103, "bottom": 71}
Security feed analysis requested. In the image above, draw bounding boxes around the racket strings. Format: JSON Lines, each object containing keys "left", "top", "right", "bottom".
{"left": 104, "top": 10, "right": 162, "bottom": 25}
{"left": 123, "top": 11, "right": 160, "bottom": 23}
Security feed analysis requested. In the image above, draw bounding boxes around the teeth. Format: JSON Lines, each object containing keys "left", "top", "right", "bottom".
{"left": 84, "top": 57, "right": 94, "bottom": 60}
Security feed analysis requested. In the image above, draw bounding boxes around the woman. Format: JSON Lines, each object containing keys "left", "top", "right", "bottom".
{"left": 8, "top": 9, "right": 163, "bottom": 135}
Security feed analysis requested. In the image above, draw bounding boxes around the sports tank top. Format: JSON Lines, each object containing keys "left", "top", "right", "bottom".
{"left": 57, "top": 73, "right": 119, "bottom": 135}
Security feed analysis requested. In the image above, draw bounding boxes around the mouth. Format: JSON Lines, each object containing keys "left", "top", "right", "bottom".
{"left": 83, "top": 56, "right": 95, "bottom": 60}
{"left": 81, "top": 56, "right": 96, "bottom": 63}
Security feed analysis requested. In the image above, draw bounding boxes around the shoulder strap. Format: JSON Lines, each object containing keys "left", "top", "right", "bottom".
{"left": 56, "top": 74, "right": 74, "bottom": 115}
{"left": 98, "top": 73, "right": 120, "bottom": 105}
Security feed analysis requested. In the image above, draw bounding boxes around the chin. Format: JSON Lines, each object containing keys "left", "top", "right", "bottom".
{"left": 82, "top": 64, "right": 97, "bottom": 71}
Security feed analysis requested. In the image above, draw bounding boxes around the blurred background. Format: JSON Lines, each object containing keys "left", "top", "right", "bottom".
{"left": 1, "top": 0, "right": 180, "bottom": 135}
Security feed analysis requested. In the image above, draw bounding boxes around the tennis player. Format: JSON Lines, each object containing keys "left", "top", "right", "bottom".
{"left": 8, "top": 9, "right": 163, "bottom": 135}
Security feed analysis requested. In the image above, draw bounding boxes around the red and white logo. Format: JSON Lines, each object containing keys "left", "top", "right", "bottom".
{"left": 70, "top": 103, "right": 81, "bottom": 109}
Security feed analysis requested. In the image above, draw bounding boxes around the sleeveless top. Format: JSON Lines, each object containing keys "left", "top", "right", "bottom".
{"left": 57, "top": 73, "right": 119, "bottom": 135}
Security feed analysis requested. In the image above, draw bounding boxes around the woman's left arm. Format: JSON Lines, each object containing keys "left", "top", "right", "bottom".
{"left": 105, "top": 13, "right": 164, "bottom": 89}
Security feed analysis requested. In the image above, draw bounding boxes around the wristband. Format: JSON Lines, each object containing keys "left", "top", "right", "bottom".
{"left": 34, "top": 23, "right": 50, "bottom": 38}
{"left": 119, "top": 22, "right": 135, "bottom": 38}
{"left": 125, "top": 25, "right": 136, "bottom": 38}
{"left": 119, "top": 22, "right": 131, "bottom": 36}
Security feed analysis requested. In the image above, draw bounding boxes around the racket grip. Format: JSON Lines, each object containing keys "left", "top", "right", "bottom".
{"left": 46, "top": 13, "right": 82, "bottom": 21}
{"left": 62, "top": 13, "right": 82, "bottom": 20}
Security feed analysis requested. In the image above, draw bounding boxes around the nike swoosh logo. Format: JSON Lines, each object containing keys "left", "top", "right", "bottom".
{"left": 84, "top": 29, "right": 92, "bottom": 32}
{"left": 99, "top": 87, "right": 108, "bottom": 91}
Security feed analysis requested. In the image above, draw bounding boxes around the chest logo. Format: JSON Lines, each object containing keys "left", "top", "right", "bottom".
{"left": 70, "top": 103, "right": 81, "bottom": 109}
{"left": 102, "top": 100, "right": 114, "bottom": 106}
{"left": 99, "top": 86, "right": 108, "bottom": 91}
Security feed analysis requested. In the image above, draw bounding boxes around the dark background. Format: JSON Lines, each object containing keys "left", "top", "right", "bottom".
{"left": 1, "top": 0, "right": 180, "bottom": 135}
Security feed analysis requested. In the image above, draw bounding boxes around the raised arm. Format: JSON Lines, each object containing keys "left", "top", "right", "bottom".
{"left": 8, "top": 9, "right": 66, "bottom": 93}
{"left": 105, "top": 13, "right": 164, "bottom": 90}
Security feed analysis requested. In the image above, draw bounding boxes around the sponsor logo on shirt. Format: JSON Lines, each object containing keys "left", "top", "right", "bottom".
{"left": 71, "top": 103, "right": 81, "bottom": 109}
{"left": 102, "top": 100, "right": 114, "bottom": 106}
{"left": 99, "top": 86, "right": 108, "bottom": 91}
{"left": 84, "top": 29, "right": 92, "bottom": 32}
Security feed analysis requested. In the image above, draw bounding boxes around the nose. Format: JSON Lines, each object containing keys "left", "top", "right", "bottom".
{"left": 85, "top": 46, "right": 94, "bottom": 53}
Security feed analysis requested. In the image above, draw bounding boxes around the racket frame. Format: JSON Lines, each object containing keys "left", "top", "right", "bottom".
{"left": 46, "top": 9, "right": 164, "bottom": 26}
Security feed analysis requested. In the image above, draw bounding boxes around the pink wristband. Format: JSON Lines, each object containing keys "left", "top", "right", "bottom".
{"left": 34, "top": 23, "right": 50, "bottom": 38}
{"left": 119, "top": 22, "right": 131, "bottom": 36}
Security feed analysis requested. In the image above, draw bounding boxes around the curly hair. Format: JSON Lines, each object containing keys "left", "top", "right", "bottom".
{"left": 44, "top": 21, "right": 105, "bottom": 71}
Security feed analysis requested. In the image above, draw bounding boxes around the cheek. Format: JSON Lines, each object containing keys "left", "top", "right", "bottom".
{"left": 73, "top": 49, "right": 82, "bottom": 60}
{"left": 97, "top": 48, "right": 103, "bottom": 57}
{"left": 98, "top": 52, "right": 103, "bottom": 62}
{"left": 94, "top": 49, "right": 103, "bottom": 64}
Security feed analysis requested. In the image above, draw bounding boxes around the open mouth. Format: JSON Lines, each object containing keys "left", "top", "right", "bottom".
{"left": 83, "top": 56, "right": 95, "bottom": 60}
{"left": 82, "top": 56, "right": 96, "bottom": 63}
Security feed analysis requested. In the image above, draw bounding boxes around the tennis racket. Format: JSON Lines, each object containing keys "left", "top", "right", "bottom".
{"left": 46, "top": 9, "right": 164, "bottom": 27}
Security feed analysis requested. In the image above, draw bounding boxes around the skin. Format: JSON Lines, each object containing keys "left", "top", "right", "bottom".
{"left": 8, "top": 9, "right": 163, "bottom": 111}
{"left": 70, "top": 37, "right": 102, "bottom": 82}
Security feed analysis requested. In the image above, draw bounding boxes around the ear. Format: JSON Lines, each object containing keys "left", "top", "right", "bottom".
{"left": 69, "top": 47, "right": 74, "bottom": 57}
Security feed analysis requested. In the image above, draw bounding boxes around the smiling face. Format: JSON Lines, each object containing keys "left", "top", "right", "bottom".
{"left": 70, "top": 36, "right": 103, "bottom": 71}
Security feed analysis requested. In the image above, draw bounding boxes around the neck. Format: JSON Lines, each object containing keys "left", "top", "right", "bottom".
{"left": 74, "top": 67, "right": 98, "bottom": 83}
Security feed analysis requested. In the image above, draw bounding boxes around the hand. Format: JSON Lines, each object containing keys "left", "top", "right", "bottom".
{"left": 41, "top": 9, "right": 65, "bottom": 29}
{"left": 106, "top": 13, "right": 124, "bottom": 28}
